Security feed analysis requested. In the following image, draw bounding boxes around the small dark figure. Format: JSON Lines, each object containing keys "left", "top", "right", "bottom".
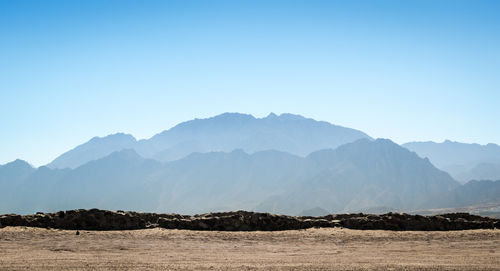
{"left": 76, "top": 230, "right": 80, "bottom": 235}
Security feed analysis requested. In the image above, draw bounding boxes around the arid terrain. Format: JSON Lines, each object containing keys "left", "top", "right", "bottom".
{"left": 0, "top": 227, "right": 499, "bottom": 271}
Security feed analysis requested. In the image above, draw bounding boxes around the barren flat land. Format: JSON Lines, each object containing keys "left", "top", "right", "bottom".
{"left": 0, "top": 227, "right": 499, "bottom": 271}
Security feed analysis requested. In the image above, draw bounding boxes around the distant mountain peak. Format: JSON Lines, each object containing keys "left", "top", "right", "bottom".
{"left": 373, "top": 138, "right": 397, "bottom": 145}
{"left": 265, "top": 112, "right": 278, "bottom": 118}
{"left": 209, "top": 112, "right": 255, "bottom": 121}
{"left": 403, "top": 140, "right": 500, "bottom": 183}
{"left": 47, "top": 133, "right": 138, "bottom": 169}
{"left": 103, "top": 149, "right": 144, "bottom": 161}
{"left": 408, "top": 140, "right": 499, "bottom": 148}
{"left": 276, "top": 113, "right": 306, "bottom": 121}
{"left": 89, "top": 133, "right": 136, "bottom": 142}
{"left": 336, "top": 138, "right": 405, "bottom": 154}
{"left": 374, "top": 138, "right": 392, "bottom": 142}
{"left": 48, "top": 112, "right": 371, "bottom": 169}
{"left": 2, "top": 159, "right": 33, "bottom": 169}
{"left": 73, "top": 149, "right": 150, "bottom": 171}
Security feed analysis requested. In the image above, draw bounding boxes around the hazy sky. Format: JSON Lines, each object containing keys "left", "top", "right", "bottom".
{"left": 1, "top": 0, "right": 499, "bottom": 166}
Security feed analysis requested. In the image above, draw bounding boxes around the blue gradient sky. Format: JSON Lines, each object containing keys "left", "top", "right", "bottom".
{"left": 1, "top": 0, "right": 499, "bottom": 166}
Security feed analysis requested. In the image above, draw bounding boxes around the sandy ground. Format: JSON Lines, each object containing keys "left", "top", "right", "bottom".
{"left": 0, "top": 227, "right": 499, "bottom": 271}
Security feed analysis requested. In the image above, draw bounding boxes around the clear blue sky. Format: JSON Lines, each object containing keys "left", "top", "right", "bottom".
{"left": 1, "top": 0, "right": 499, "bottom": 166}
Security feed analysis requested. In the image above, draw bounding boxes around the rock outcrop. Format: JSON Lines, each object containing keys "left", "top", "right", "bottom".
{"left": 329, "top": 212, "right": 499, "bottom": 231}
{"left": 158, "top": 211, "right": 338, "bottom": 231}
{"left": 0, "top": 209, "right": 498, "bottom": 231}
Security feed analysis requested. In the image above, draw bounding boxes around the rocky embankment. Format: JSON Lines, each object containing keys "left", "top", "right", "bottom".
{"left": 0, "top": 209, "right": 498, "bottom": 231}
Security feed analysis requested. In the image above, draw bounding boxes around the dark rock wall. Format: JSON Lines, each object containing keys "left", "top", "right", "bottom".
{"left": 0, "top": 209, "right": 498, "bottom": 231}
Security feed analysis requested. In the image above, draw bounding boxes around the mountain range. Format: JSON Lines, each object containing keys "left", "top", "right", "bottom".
{"left": 48, "top": 113, "right": 371, "bottom": 169}
{"left": 1, "top": 113, "right": 499, "bottom": 215}
{"left": 403, "top": 140, "right": 500, "bottom": 183}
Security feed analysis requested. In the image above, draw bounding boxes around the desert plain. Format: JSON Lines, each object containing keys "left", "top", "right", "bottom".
{"left": 0, "top": 226, "right": 499, "bottom": 271}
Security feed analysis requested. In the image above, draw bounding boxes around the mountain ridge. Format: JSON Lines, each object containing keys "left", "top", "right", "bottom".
{"left": 403, "top": 140, "right": 500, "bottom": 183}
{"left": 2, "top": 114, "right": 499, "bottom": 216}
{"left": 3, "top": 138, "right": 486, "bottom": 216}
{"left": 47, "top": 113, "right": 371, "bottom": 169}
{"left": 257, "top": 139, "right": 459, "bottom": 214}
{"left": 48, "top": 133, "right": 137, "bottom": 169}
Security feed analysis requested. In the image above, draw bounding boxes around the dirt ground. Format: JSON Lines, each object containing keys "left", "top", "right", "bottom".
{"left": 0, "top": 227, "right": 499, "bottom": 271}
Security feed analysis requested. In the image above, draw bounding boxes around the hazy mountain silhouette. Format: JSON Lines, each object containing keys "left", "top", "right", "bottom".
{"left": 138, "top": 113, "right": 372, "bottom": 159}
{"left": 11, "top": 149, "right": 161, "bottom": 214}
{"left": 48, "top": 133, "right": 137, "bottom": 169}
{"left": 455, "top": 163, "right": 500, "bottom": 184}
{"left": 0, "top": 159, "right": 35, "bottom": 213}
{"left": 47, "top": 113, "right": 371, "bottom": 169}
{"left": 4, "top": 138, "right": 493, "bottom": 216}
{"left": 403, "top": 140, "right": 500, "bottom": 183}
{"left": 145, "top": 149, "right": 318, "bottom": 214}
{"left": 0, "top": 159, "right": 35, "bottom": 183}
{"left": 256, "top": 139, "right": 460, "bottom": 214}
{"left": 432, "top": 180, "right": 500, "bottom": 208}
{"left": 3, "top": 113, "right": 499, "bottom": 215}
{"left": 2, "top": 149, "right": 315, "bottom": 214}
